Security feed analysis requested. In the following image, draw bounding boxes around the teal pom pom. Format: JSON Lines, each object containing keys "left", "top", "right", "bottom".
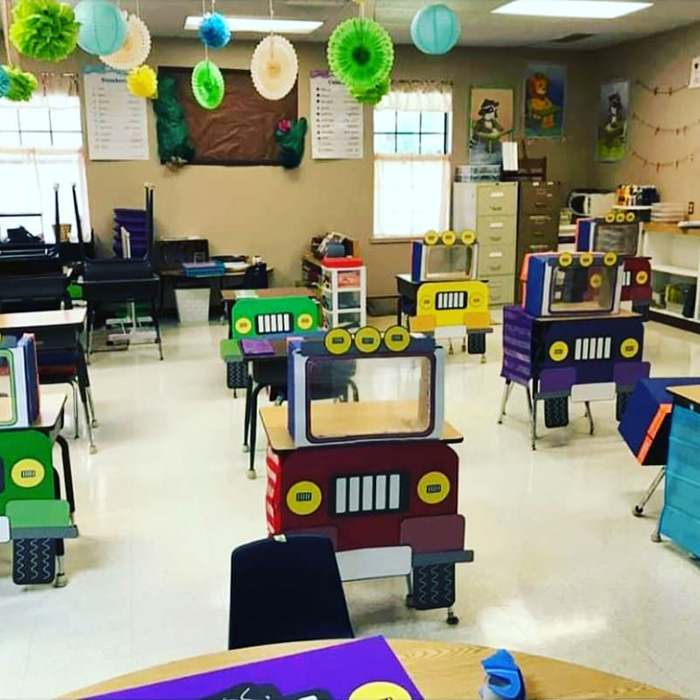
{"left": 75, "top": 0, "right": 128, "bottom": 56}
{"left": 4, "top": 66, "right": 39, "bottom": 102}
{"left": 410, "top": 4, "right": 461, "bottom": 56}
{"left": 0, "top": 67, "right": 9, "bottom": 98}
{"left": 199, "top": 13, "right": 231, "bottom": 49}
{"left": 10, "top": 0, "right": 79, "bottom": 62}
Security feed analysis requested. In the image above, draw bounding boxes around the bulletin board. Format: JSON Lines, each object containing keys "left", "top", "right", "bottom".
{"left": 156, "top": 66, "right": 298, "bottom": 166}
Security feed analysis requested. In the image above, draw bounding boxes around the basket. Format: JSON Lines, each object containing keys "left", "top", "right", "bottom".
{"left": 175, "top": 288, "right": 210, "bottom": 324}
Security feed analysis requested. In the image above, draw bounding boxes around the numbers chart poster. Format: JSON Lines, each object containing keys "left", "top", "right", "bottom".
{"left": 83, "top": 65, "right": 149, "bottom": 161}
{"left": 87, "top": 637, "right": 423, "bottom": 700}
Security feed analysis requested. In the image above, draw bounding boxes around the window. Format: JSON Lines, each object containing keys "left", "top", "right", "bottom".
{"left": 373, "top": 82, "right": 453, "bottom": 240}
{"left": 0, "top": 78, "right": 90, "bottom": 244}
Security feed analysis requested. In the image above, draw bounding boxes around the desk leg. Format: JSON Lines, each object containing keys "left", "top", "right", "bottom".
{"left": 248, "top": 383, "right": 265, "bottom": 480}
{"left": 584, "top": 401, "right": 595, "bottom": 435}
{"left": 243, "top": 374, "right": 253, "bottom": 452}
{"left": 72, "top": 380, "right": 79, "bottom": 439}
{"left": 151, "top": 300, "right": 164, "bottom": 361}
{"left": 526, "top": 386, "right": 537, "bottom": 451}
{"left": 497, "top": 380, "right": 514, "bottom": 424}
{"left": 76, "top": 344, "right": 97, "bottom": 453}
{"left": 52, "top": 467, "right": 68, "bottom": 588}
{"left": 56, "top": 435, "right": 76, "bottom": 514}
{"left": 633, "top": 466, "right": 666, "bottom": 517}
{"left": 396, "top": 296, "right": 403, "bottom": 326}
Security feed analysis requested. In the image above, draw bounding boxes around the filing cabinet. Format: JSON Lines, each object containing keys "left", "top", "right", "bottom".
{"left": 453, "top": 181, "right": 519, "bottom": 305}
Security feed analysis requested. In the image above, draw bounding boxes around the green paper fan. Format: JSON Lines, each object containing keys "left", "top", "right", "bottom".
{"left": 191, "top": 59, "right": 225, "bottom": 110}
{"left": 327, "top": 17, "right": 394, "bottom": 91}
{"left": 350, "top": 76, "right": 390, "bottom": 106}
{"left": 10, "top": 0, "right": 79, "bottom": 63}
{"left": 4, "top": 65, "right": 39, "bottom": 102}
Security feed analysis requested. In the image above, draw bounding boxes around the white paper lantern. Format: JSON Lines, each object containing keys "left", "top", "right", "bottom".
{"left": 250, "top": 35, "right": 298, "bottom": 101}
{"left": 100, "top": 14, "right": 152, "bottom": 71}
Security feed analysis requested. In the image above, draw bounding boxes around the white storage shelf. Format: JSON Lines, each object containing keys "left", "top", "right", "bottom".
{"left": 321, "top": 264, "right": 367, "bottom": 329}
{"left": 641, "top": 224, "right": 700, "bottom": 325}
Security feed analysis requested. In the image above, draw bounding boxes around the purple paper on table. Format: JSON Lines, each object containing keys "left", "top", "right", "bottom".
{"left": 86, "top": 637, "right": 423, "bottom": 700}
{"left": 240, "top": 339, "right": 276, "bottom": 356}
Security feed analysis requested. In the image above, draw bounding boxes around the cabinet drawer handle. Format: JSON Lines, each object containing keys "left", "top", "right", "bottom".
{"left": 490, "top": 192, "right": 505, "bottom": 198}
{"left": 489, "top": 235, "right": 503, "bottom": 242}
{"left": 489, "top": 222, "right": 504, "bottom": 229}
{"left": 490, "top": 205, "right": 503, "bottom": 211}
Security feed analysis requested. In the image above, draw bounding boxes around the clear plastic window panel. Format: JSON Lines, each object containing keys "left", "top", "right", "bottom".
{"left": 424, "top": 245, "right": 474, "bottom": 280}
{"left": 593, "top": 224, "right": 639, "bottom": 256}
{"left": 550, "top": 265, "right": 617, "bottom": 314}
{"left": 306, "top": 355, "right": 434, "bottom": 441}
{"left": 0, "top": 356, "right": 15, "bottom": 424}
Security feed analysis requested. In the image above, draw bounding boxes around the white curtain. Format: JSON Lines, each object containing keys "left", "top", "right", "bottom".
{"left": 377, "top": 81, "right": 453, "bottom": 113}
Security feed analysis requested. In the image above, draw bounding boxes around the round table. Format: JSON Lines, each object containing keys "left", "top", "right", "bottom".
{"left": 67, "top": 639, "right": 675, "bottom": 699}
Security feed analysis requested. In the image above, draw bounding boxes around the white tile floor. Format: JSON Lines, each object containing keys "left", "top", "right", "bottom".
{"left": 2, "top": 317, "right": 700, "bottom": 698}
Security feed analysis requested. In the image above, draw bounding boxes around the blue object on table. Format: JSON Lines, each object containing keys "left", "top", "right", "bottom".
{"left": 479, "top": 649, "right": 526, "bottom": 700}
{"left": 182, "top": 261, "right": 226, "bottom": 277}
{"left": 659, "top": 403, "right": 700, "bottom": 557}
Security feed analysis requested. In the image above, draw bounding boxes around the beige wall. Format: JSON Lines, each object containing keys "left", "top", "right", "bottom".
{"left": 592, "top": 22, "right": 700, "bottom": 208}
{"left": 70, "top": 38, "right": 599, "bottom": 296}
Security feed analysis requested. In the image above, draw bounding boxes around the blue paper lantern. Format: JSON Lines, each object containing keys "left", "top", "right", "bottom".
{"left": 199, "top": 13, "right": 231, "bottom": 49}
{"left": 74, "top": 0, "right": 128, "bottom": 56}
{"left": 0, "top": 67, "right": 10, "bottom": 99}
{"left": 410, "top": 4, "right": 461, "bottom": 56}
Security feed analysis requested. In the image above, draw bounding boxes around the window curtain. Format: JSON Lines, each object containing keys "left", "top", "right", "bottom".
{"left": 374, "top": 82, "right": 452, "bottom": 239}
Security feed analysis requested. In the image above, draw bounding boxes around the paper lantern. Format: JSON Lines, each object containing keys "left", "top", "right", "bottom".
{"left": 327, "top": 17, "right": 394, "bottom": 91}
{"left": 0, "top": 67, "right": 10, "bottom": 99}
{"left": 192, "top": 59, "right": 225, "bottom": 110}
{"left": 410, "top": 4, "right": 460, "bottom": 56}
{"left": 100, "top": 14, "right": 151, "bottom": 71}
{"left": 251, "top": 35, "right": 298, "bottom": 101}
{"left": 199, "top": 12, "right": 231, "bottom": 49}
{"left": 127, "top": 65, "right": 157, "bottom": 99}
{"left": 10, "top": 0, "right": 80, "bottom": 62}
{"left": 74, "top": 0, "right": 128, "bottom": 56}
{"left": 4, "top": 66, "right": 39, "bottom": 102}
{"left": 350, "top": 76, "right": 390, "bottom": 106}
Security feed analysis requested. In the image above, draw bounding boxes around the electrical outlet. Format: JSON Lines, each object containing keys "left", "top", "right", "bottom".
{"left": 689, "top": 201, "right": 695, "bottom": 216}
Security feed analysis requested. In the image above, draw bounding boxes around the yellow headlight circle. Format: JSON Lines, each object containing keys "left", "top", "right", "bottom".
{"left": 424, "top": 231, "right": 439, "bottom": 246}
{"left": 589, "top": 273, "right": 603, "bottom": 289}
{"left": 626, "top": 211, "right": 636, "bottom": 223}
{"left": 420, "top": 296, "right": 433, "bottom": 309}
{"left": 605, "top": 211, "right": 616, "bottom": 223}
{"left": 441, "top": 230, "right": 457, "bottom": 246}
{"left": 234, "top": 317, "right": 252, "bottom": 335}
{"left": 604, "top": 252, "right": 618, "bottom": 267}
{"left": 350, "top": 683, "right": 412, "bottom": 700}
{"left": 636, "top": 270, "right": 649, "bottom": 285}
{"left": 297, "top": 313, "right": 314, "bottom": 331}
{"left": 417, "top": 471, "right": 451, "bottom": 505}
{"left": 384, "top": 325, "right": 411, "bottom": 352}
{"left": 616, "top": 212, "right": 627, "bottom": 223}
{"left": 620, "top": 337, "right": 640, "bottom": 359}
{"left": 11, "top": 459, "right": 45, "bottom": 489}
{"left": 549, "top": 341, "right": 569, "bottom": 362}
{"left": 354, "top": 326, "right": 382, "bottom": 353}
{"left": 559, "top": 252, "right": 573, "bottom": 268}
{"left": 324, "top": 328, "right": 353, "bottom": 355}
{"left": 580, "top": 253, "right": 594, "bottom": 268}
{"left": 461, "top": 229, "right": 477, "bottom": 246}
{"left": 470, "top": 292, "right": 485, "bottom": 308}
{"left": 286, "top": 481, "right": 322, "bottom": 516}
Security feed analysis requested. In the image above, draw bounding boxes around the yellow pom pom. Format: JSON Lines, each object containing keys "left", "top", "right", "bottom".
{"left": 127, "top": 65, "right": 157, "bottom": 99}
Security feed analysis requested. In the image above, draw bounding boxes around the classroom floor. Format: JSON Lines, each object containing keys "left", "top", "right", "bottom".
{"left": 2, "top": 316, "right": 700, "bottom": 698}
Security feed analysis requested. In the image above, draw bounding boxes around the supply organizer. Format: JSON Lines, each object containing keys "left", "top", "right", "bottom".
{"left": 321, "top": 257, "right": 367, "bottom": 329}
{"left": 499, "top": 251, "right": 650, "bottom": 449}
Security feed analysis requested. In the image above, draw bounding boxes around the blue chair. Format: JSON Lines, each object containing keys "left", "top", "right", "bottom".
{"left": 228, "top": 535, "right": 354, "bottom": 650}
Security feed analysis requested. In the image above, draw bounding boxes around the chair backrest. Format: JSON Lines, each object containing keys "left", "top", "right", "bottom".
{"left": 0, "top": 274, "right": 71, "bottom": 312}
{"left": 242, "top": 262, "right": 269, "bottom": 289}
{"left": 229, "top": 535, "right": 353, "bottom": 650}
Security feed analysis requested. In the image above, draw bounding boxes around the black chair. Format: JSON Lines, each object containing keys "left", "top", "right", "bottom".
{"left": 242, "top": 262, "right": 269, "bottom": 290}
{"left": 229, "top": 535, "right": 354, "bottom": 650}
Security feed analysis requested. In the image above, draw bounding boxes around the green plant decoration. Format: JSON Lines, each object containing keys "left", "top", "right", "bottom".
{"left": 275, "top": 117, "right": 308, "bottom": 169}
{"left": 152, "top": 75, "right": 195, "bottom": 167}
{"left": 327, "top": 17, "right": 394, "bottom": 91}
{"left": 10, "top": 0, "right": 79, "bottom": 62}
{"left": 350, "top": 75, "right": 390, "bottom": 106}
{"left": 191, "top": 59, "right": 225, "bottom": 110}
{"left": 3, "top": 66, "right": 39, "bottom": 102}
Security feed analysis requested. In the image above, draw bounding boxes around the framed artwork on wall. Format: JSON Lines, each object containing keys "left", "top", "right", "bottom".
{"left": 597, "top": 79, "right": 629, "bottom": 162}
{"left": 524, "top": 63, "right": 566, "bottom": 140}
{"left": 468, "top": 85, "right": 514, "bottom": 165}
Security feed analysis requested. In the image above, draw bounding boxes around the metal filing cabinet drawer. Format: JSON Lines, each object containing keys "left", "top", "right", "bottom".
{"left": 519, "top": 181, "right": 561, "bottom": 215}
{"left": 487, "top": 276, "right": 515, "bottom": 305}
{"left": 477, "top": 215, "right": 517, "bottom": 245}
{"left": 478, "top": 244, "right": 516, "bottom": 278}
{"left": 477, "top": 183, "right": 518, "bottom": 216}
{"left": 518, "top": 213, "right": 559, "bottom": 246}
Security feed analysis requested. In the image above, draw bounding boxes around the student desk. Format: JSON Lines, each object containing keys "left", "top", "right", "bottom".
{"left": 0, "top": 309, "right": 97, "bottom": 452}
{"left": 66, "top": 638, "right": 675, "bottom": 699}
{"left": 1, "top": 392, "right": 78, "bottom": 586}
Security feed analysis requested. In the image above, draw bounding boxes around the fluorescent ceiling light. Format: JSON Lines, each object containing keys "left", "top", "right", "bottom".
{"left": 184, "top": 16, "right": 323, "bottom": 34}
{"left": 492, "top": 1, "right": 653, "bottom": 19}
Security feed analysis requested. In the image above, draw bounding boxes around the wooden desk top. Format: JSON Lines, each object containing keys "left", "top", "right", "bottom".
{"left": 537, "top": 308, "right": 640, "bottom": 323}
{"left": 65, "top": 638, "right": 675, "bottom": 700}
{"left": 260, "top": 402, "right": 464, "bottom": 452}
{"left": 1, "top": 392, "right": 67, "bottom": 433}
{"left": 0, "top": 307, "right": 86, "bottom": 331}
{"left": 221, "top": 286, "right": 316, "bottom": 302}
{"left": 668, "top": 384, "right": 700, "bottom": 406}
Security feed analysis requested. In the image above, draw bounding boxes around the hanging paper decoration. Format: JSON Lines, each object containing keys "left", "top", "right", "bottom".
{"left": 350, "top": 76, "right": 390, "bottom": 106}
{"left": 327, "top": 17, "right": 394, "bottom": 92}
{"left": 74, "top": 0, "right": 128, "bottom": 56}
{"left": 9, "top": 0, "right": 80, "bottom": 62}
{"left": 3, "top": 65, "right": 39, "bottom": 102}
{"left": 199, "top": 12, "right": 231, "bottom": 49}
{"left": 276, "top": 117, "right": 308, "bottom": 169}
{"left": 250, "top": 34, "right": 298, "bottom": 101}
{"left": 0, "top": 66, "right": 10, "bottom": 99}
{"left": 100, "top": 14, "right": 151, "bottom": 71}
{"left": 410, "top": 4, "right": 460, "bottom": 56}
{"left": 127, "top": 64, "right": 158, "bottom": 99}
{"left": 191, "top": 59, "right": 225, "bottom": 110}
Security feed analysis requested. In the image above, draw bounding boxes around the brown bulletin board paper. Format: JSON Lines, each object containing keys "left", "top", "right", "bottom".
{"left": 159, "top": 67, "right": 298, "bottom": 166}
